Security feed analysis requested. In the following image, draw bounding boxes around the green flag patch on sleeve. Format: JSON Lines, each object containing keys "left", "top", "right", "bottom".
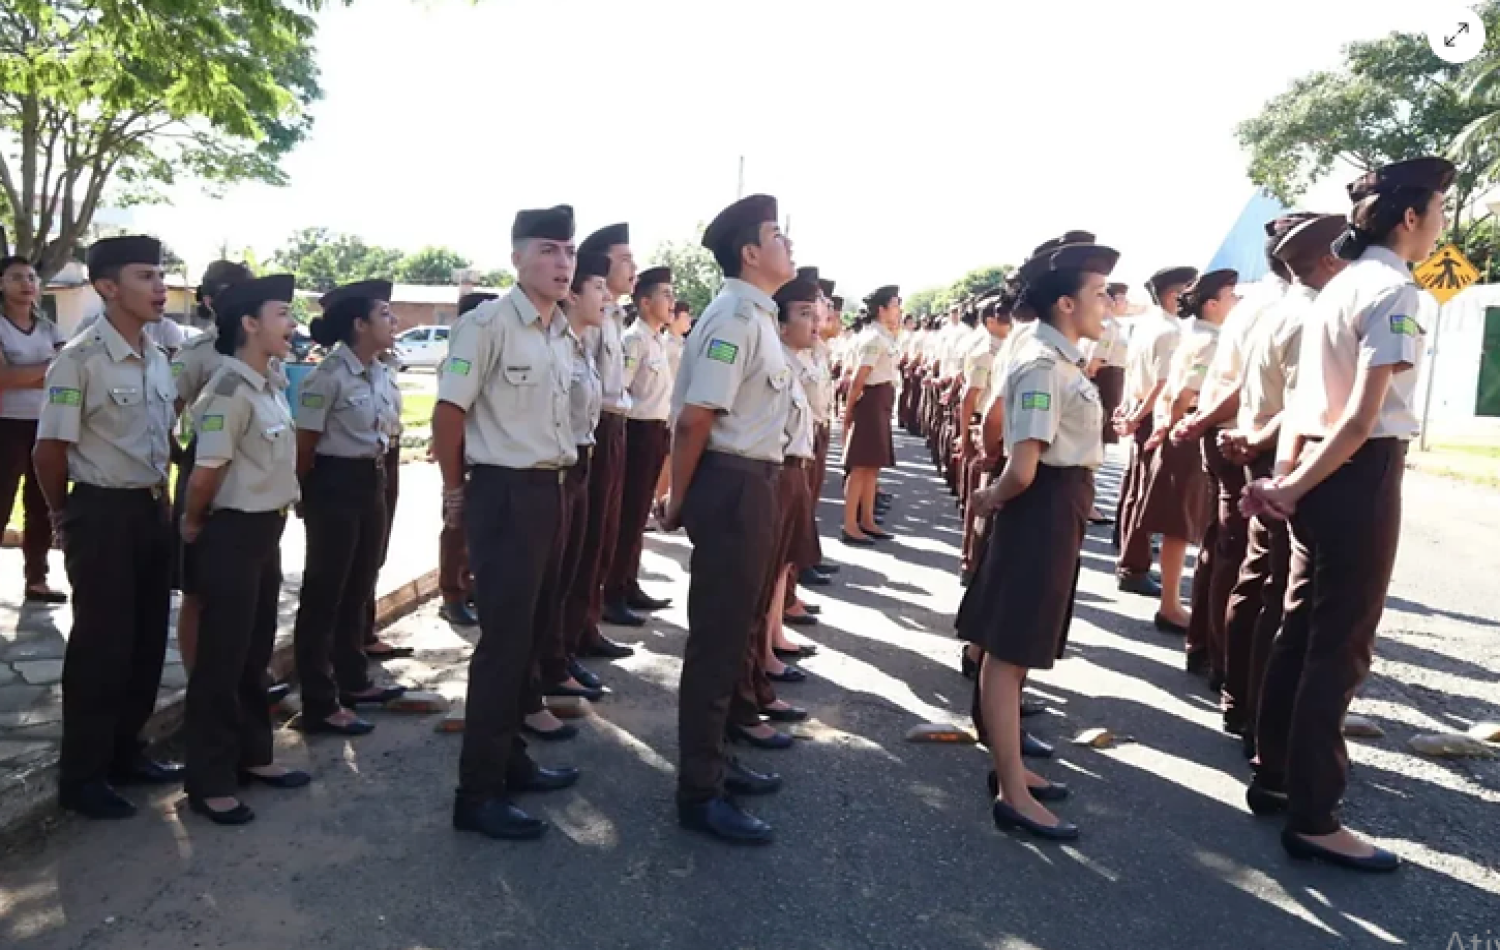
{"left": 706, "top": 339, "right": 740, "bottom": 365}
{"left": 171, "top": 362, "right": 184, "bottom": 378}
{"left": 1389, "top": 315, "right": 1418, "bottom": 337}
{"left": 300, "top": 392, "right": 325, "bottom": 409}
{"left": 1021, "top": 391, "right": 1052, "bottom": 411}
{"left": 201, "top": 415, "right": 225, "bottom": 432}
{"left": 48, "top": 387, "right": 81, "bottom": 406}
{"left": 446, "top": 357, "right": 472, "bottom": 377}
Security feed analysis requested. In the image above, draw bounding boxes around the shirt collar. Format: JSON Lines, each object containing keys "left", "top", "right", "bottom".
{"left": 222, "top": 355, "right": 268, "bottom": 391}
{"left": 334, "top": 342, "right": 370, "bottom": 377}
{"left": 1361, "top": 245, "right": 1411, "bottom": 275}
{"left": 1033, "top": 320, "right": 1085, "bottom": 367}
{"left": 95, "top": 314, "right": 150, "bottom": 362}
{"left": 723, "top": 278, "right": 778, "bottom": 317}
{"left": 507, "top": 286, "right": 567, "bottom": 336}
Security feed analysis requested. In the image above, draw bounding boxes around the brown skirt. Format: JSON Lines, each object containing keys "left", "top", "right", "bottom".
{"left": 955, "top": 465, "right": 1093, "bottom": 670}
{"left": 1136, "top": 433, "right": 1212, "bottom": 542}
{"left": 781, "top": 458, "right": 819, "bottom": 571}
{"left": 843, "top": 382, "right": 895, "bottom": 469}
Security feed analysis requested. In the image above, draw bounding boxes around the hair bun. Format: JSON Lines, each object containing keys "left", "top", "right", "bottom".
{"left": 307, "top": 316, "right": 337, "bottom": 347}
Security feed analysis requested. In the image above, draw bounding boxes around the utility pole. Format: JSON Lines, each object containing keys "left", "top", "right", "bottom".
{"left": 736, "top": 156, "right": 744, "bottom": 199}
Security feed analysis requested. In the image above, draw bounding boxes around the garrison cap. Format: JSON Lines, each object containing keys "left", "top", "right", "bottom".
{"left": 512, "top": 205, "right": 576, "bottom": 243}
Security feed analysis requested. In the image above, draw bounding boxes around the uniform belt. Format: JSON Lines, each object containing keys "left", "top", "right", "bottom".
{"left": 73, "top": 482, "right": 166, "bottom": 501}
{"left": 575, "top": 444, "right": 593, "bottom": 462}
{"left": 316, "top": 453, "right": 385, "bottom": 467}
{"left": 470, "top": 463, "right": 569, "bottom": 486}
{"left": 601, "top": 406, "right": 629, "bottom": 417}
{"left": 783, "top": 457, "right": 810, "bottom": 469}
{"left": 701, "top": 450, "right": 779, "bottom": 478}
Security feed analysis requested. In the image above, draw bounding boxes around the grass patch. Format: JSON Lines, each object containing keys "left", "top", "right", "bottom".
{"left": 401, "top": 393, "right": 435, "bottom": 431}
{"left": 1434, "top": 442, "right": 1500, "bottom": 460}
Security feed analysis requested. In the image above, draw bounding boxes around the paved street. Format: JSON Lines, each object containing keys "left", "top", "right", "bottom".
{"left": 2, "top": 433, "right": 1498, "bottom": 950}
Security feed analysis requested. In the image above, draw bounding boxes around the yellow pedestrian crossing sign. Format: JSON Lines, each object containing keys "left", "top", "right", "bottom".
{"left": 1414, "top": 244, "right": 1480, "bottom": 304}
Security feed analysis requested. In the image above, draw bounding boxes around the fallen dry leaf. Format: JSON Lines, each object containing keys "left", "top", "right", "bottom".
{"left": 1408, "top": 733, "right": 1499, "bottom": 759}
{"left": 1071, "top": 728, "right": 1134, "bottom": 749}
{"left": 904, "top": 723, "right": 978, "bottom": 744}
{"left": 1341, "top": 714, "right": 1385, "bottom": 739}
{"left": 385, "top": 690, "right": 448, "bottom": 713}
{"left": 1467, "top": 722, "right": 1500, "bottom": 743}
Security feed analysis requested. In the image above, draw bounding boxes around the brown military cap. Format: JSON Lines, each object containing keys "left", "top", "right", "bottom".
{"left": 864, "top": 285, "right": 900, "bottom": 310}
{"left": 1272, "top": 214, "right": 1346, "bottom": 262}
{"left": 1347, "top": 157, "right": 1456, "bottom": 203}
{"left": 320, "top": 279, "right": 393, "bottom": 310}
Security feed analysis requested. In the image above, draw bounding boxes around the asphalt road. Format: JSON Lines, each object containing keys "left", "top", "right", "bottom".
{"left": 3, "top": 432, "right": 1498, "bottom": 950}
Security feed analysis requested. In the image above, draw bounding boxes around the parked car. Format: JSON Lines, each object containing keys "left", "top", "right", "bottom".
{"left": 394, "top": 324, "right": 451, "bottom": 370}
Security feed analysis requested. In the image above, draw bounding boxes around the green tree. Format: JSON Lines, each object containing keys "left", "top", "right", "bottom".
{"left": 270, "top": 227, "right": 402, "bottom": 294}
{"left": 905, "top": 288, "right": 941, "bottom": 318}
{"left": 1238, "top": 2, "right": 1500, "bottom": 245}
{"left": 0, "top": 0, "right": 326, "bottom": 281}
{"left": 396, "top": 245, "right": 470, "bottom": 285}
{"left": 1451, "top": 53, "right": 1500, "bottom": 181}
{"left": 649, "top": 228, "right": 721, "bottom": 317}
{"left": 478, "top": 268, "right": 515, "bottom": 289}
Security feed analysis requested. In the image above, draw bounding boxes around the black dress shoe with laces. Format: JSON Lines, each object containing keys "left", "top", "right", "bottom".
{"left": 439, "top": 599, "right": 479, "bottom": 627}
{"left": 601, "top": 601, "right": 647, "bottom": 627}
{"left": 1281, "top": 830, "right": 1400, "bottom": 873}
{"left": 110, "top": 755, "right": 185, "bottom": 786}
{"left": 508, "top": 765, "right": 581, "bottom": 793}
{"left": 992, "top": 800, "right": 1079, "bottom": 841}
{"left": 567, "top": 659, "right": 603, "bottom": 691}
{"left": 1020, "top": 731, "right": 1054, "bottom": 759}
{"left": 453, "top": 796, "right": 548, "bottom": 840}
{"left": 677, "top": 796, "right": 774, "bottom": 844}
{"left": 625, "top": 589, "right": 672, "bottom": 611}
{"left": 726, "top": 722, "right": 795, "bottom": 750}
{"left": 724, "top": 757, "right": 783, "bottom": 796}
{"left": 60, "top": 781, "right": 137, "bottom": 820}
{"left": 584, "top": 635, "right": 635, "bottom": 659}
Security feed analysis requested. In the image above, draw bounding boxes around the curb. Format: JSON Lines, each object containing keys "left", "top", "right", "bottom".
{"left": 0, "top": 567, "right": 441, "bottom": 845}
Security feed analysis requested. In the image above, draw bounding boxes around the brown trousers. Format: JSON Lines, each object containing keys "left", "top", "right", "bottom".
{"left": 0, "top": 417, "right": 53, "bottom": 586}
{"left": 1095, "top": 366, "right": 1125, "bottom": 446}
{"left": 1255, "top": 439, "right": 1406, "bottom": 835}
{"left": 1186, "top": 431, "right": 1248, "bottom": 674}
{"left": 605, "top": 419, "right": 671, "bottom": 604}
{"left": 58, "top": 484, "right": 173, "bottom": 791}
{"left": 567, "top": 413, "right": 626, "bottom": 651}
{"left": 678, "top": 452, "right": 779, "bottom": 803}
{"left": 1114, "top": 421, "right": 1156, "bottom": 576}
{"left": 1222, "top": 454, "right": 1287, "bottom": 732}
{"left": 458, "top": 466, "right": 565, "bottom": 798}
{"left": 805, "top": 422, "right": 830, "bottom": 568}
{"left": 185, "top": 510, "right": 285, "bottom": 798}
{"left": 536, "top": 452, "right": 591, "bottom": 688}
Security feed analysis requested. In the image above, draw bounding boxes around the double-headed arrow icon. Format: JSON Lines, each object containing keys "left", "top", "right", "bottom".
{"left": 1445, "top": 21, "right": 1471, "bottom": 47}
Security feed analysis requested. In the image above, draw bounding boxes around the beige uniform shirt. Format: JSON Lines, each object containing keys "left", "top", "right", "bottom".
{"left": 1003, "top": 321, "right": 1104, "bottom": 469}
{"left": 856, "top": 324, "right": 900, "bottom": 386}
{"left": 964, "top": 331, "right": 1006, "bottom": 400}
{"left": 171, "top": 328, "right": 288, "bottom": 410}
{"left": 438, "top": 286, "right": 577, "bottom": 470}
{"left": 935, "top": 323, "right": 964, "bottom": 378}
{"left": 1199, "top": 277, "right": 1287, "bottom": 409}
{"left": 782, "top": 345, "right": 817, "bottom": 460}
{"left": 1289, "top": 246, "right": 1425, "bottom": 441}
{"left": 1083, "top": 316, "right": 1128, "bottom": 370}
{"left": 192, "top": 358, "right": 300, "bottom": 512}
{"left": 622, "top": 320, "right": 673, "bottom": 422}
{"left": 74, "top": 311, "right": 186, "bottom": 352}
{"left": 993, "top": 320, "right": 1039, "bottom": 403}
{"left": 38, "top": 315, "right": 176, "bottom": 488}
{"left": 1170, "top": 319, "right": 1222, "bottom": 397}
{"left": 1239, "top": 284, "right": 1317, "bottom": 433}
{"left": 568, "top": 326, "right": 602, "bottom": 447}
{"left": 663, "top": 331, "right": 685, "bottom": 379}
{"left": 670, "top": 278, "right": 790, "bottom": 463}
{"left": 1124, "top": 307, "right": 1181, "bottom": 402}
{"left": 796, "top": 341, "right": 834, "bottom": 425}
{"left": 587, "top": 303, "right": 630, "bottom": 415}
{"left": 0, "top": 315, "right": 65, "bottom": 420}
{"left": 295, "top": 343, "right": 400, "bottom": 458}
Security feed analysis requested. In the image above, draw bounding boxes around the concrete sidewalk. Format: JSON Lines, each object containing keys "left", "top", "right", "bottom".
{"left": 0, "top": 462, "right": 445, "bottom": 835}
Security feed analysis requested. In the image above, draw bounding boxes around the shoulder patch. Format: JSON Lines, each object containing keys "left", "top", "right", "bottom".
{"left": 48, "top": 386, "right": 81, "bottom": 406}
{"left": 1389, "top": 315, "right": 1419, "bottom": 337}
{"left": 706, "top": 339, "right": 740, "bottom": 366}
{"left": 1021, "top": 391, "right": 1052, "bottom": 411}
{"left": 445, "top": 357, "right": 472, "bottom": 377}
{"left": 300, "top": 391, "right": 326, "bottom": 409}
{"left": 200, "top": 414, "right": 225, "bottom": 433}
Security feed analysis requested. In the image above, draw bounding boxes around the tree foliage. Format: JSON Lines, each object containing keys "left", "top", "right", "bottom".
{"left": 270, "top": 227, "right": 402, "bottom": 294}
{"left": 0, "top": 0, "right": 328, "bottom": 281}
{"left": 649, "top": 228, "right": 721, "bottom": 318}
{"left": 395, "top": 246, "right": 470, "bottom": 285}
{"left": 906, "top": 264, "right": 1014, "bottom": 318}
{"left": 1237, "top": 1, "right": 1500, "bottom": 247}
{"left": 478, "top": 268, "right": 515, "bottom": 289}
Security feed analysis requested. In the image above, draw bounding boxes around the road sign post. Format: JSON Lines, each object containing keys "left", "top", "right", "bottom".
{"left": 1414, "top": 245, "right": 1481, "bottom": 451}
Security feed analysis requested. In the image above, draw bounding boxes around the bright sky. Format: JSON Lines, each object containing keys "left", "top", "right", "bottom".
{"left": 128, "top": 0, "right": 1444, "bottom": 303}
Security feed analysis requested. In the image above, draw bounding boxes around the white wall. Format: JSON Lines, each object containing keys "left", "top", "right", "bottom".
{"left": 1418, "top": 283, "right": 1500, "bottom": 429}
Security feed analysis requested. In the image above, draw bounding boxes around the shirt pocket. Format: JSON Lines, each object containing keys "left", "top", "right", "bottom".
{"left": 260, "top": 421, "right": 293, "bottom": 464}
{"left": 501, "top": 361, "right": 543, "bottom": 415}
{"left": 340, "top": 391, "right": 378, "bottom": 430}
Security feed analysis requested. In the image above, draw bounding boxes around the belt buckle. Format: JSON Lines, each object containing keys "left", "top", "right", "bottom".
{"left": 557, "top": 469, "right": 566, "bottom": 485}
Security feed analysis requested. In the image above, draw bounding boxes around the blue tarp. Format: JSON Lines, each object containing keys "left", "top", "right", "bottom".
{"left": 1205, "top": 191, "right": 1293, "bottom": 283}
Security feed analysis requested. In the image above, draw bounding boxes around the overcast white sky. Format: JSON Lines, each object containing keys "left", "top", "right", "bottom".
{"left": 129, "top": 0, "right": 1449, "bottom": 302}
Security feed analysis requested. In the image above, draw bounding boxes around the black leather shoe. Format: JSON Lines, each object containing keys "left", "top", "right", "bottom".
{"left": 238, "top": 769, "right": 312, "bottom": 789}
{"left": 626, "top": 589, "right": 672, "bottom": 611}
{"left": 508, "top": 765, "right": 581, "bottom": 793}
{"left": 1020, "top": 731, "right": 1054, "bottom": 759}
{"left": 814, "top": 563, "right": 840, "bottom": 575}
{"left": 961, "top": 650, "right": 979, "bottom": 680}
{"left": 783, "top": 612, "right": 819, "bottom": 627}
{"left": 992, "top": 800, "right": 1079, "bottom": 840}
{"left": 724, "top": 757, "right": 783, "bottom": 796}
{"left": 584, "top": 635, "right": 635, "bottom": 659}
{"left": 1185, "top": 650, "right": 1212, "bottom": 677}
{"left": 864, "top": 529, "right": 894, "bottom": 541}
{"left": 959, "top": 570, "right": 973, "bottom": 588}
{"left": 1020, "top": 697, "right": 1047, "bottom": 718}
{"left": 798, "top": 567, "right": 832, "bottom": 587}
{"left": 188, "top": 795, "right": 255, "bottom": 826}
{"left": 543, "top": 681, "right": 604, "bottom": 702}
{"left": 800, "top": 604, "right": 822, "bottom": 616}
{"left": 1118, "top": 573, "right": 1163, "bottom": 598}
{"left": 1088, "top": 511, "right": 1115, "bottom": 526}
{"left": 110, "top": 755, "right": 185, "bottom": 786}
{"left": 266, "top": 681, "right": 293, "bottom": 706}
{"left": 761, "top": 704, "right": 809, "bottom": 723}
{"left": 987, "top": 770, "right": 1070, "bottom": 802}
{"left": 522, "top": 721, "right": 579, "bottom": 742}
{"left": 23, "top": 586, "right": 68, "bottom": 605}
{"left": 1241, "top": 733, "right": 1258, "bottom": 761}
{"left": 1281, "top": 830, "right": 1400, "bottom": 873}
{"left": 726, "top": 722, "right": 795, "bottom": 750}
{"left": 840, "top": 531, "right": 876, "bottom": 547}
{"left": 1246, "top": 782, "right": 1289, "bottom": 816}
{"left": 340, "top": 685, "right": 407, "bottom": 708}
{"left": 298, "top": 714, "right": 375, "bottom": 736}
{"left": 59, "top": 781, "right": 136, "bottom": 820}
{"left": 1154, "top": 613, "right": 1188, "bottom": 635}
{"left": 876, "top": 492, "right": 892, "bottom": 505}
{"left": 453, "top": 796, "right": 548, "bottom": 840}
{"left": 773, "top": 644, "right": 818, "bottom": 661}
{"left": 677, "top": 796, "right": 774, "bottom": 844}
{"left": 439, "top": 599, "right": 479, "bottom": 627}
{"left": 601, "top": 601, "right": 647, "bottom": 627}
{"left": 766, "top": 665, "right": 807, "bottom": 684}
{"left": 567, "top": 659, "right": 602, "bottom": 691}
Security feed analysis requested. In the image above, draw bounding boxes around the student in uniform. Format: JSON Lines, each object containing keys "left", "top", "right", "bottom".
{"left": 180, "top": 274, "right": 309, "bottom": 824}
{"left": 957, "top": 292, "right": 1013, "bottom": 585}
{"left": 435, "top": 205, "right": 582, "bottom": 842}
{"left": 34, "top": 236, "right": 183, "bottom": 819}
{"left": 653, "top": 299, "right": 694, "bottom": 517}
{"left": 0, "top": 256, "right": 67, "bottom": 603}
{"left": 533, "top": 252, "right": 611, "bottom": 722}
{"left": 787, "top": 273, "right": 840, "bottom": 600}
{"left": 1243, "top": 156, "right": 1454, "bottom": 873}
{"left": 604, "top": 265, "right": 676, "bottom": 618}
{"left": 436, "top": 291, "right": 497, "bottom": 629}
{"left": 840, "top": 286, "right": 900, "bottom": 546}
{"left": 959, "top": 240, "right": 1118, "bottom": 842}
{"left": 1089, "top": 282, "right": 1130, "bottom": 447}
{"left": 573, "top": 223, "right": 644, "bottom": 641}
{"left": 661, "top": 194, "right": 794, "bottom": 844}
{"left": 290, "top": 280, "right": 406, "bottom": 737}
{"left": 1216, "top": 213, "right": 1347, "bottom": 748}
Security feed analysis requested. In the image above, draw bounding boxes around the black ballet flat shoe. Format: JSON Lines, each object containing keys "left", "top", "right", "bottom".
{"left": 23, "top": 586, "right": 68, "bottom": 605}
{"left": 626, "top": 590, "right": 672, "bottom": 611}
{"left": 522, "top": 721, "right": 579, "bottom": 742}
{"left": 238, "top": 769, "right": 312, "bottom": 790}
{"left": 1281, "top": 830, "right": 1400, "bottom": 873}
{"left": 761, "top": 704, "right": 809, "bottom": 723}
{"left": 1020, "top": 731, "right": 1054, "bottom": 759}
{"left": 544, "top": 680, "right": 604, "bottom": 702}
{"left": 678, "top": 795, "right": 774, "bottom": 844}
{"left": 725, "top": 757, "right": 783, "bottom": 796}
{"left": 992, "top": 800, "right": 1079, "bottom": 841}
{"left": 783, "top": 612, "right": 819, "bottom": 628}
{"left": 841, "top": 531, "right": 876, "bottom": 547}
{"left": 266, "top": 681, "right": 293, "bottom": 706}
{"left": 1020, "top": 697, "right": 1047, "bottom": 718}
{"left": 567, "top": 659, "right": 603, "bottom": 691}
{"left": 508, "top": 765, "right": 581, "bottom": 793}
{"left": 814, "top": 563, "right": 840, "bottom": 576}
{"left": 726, "top": 722, "right": 795, "bottom": 750}
{"left": 987, "top": 770, "right": 1070, "bottom": 802}
{"left": 797, "top": 568, "right": 833, "bottom": 587}
{"left": 800, "top": 604, "right": 822, "bottom": 616}
{"left": 961, "top": 650, "right": 979, "bottom": 680}
{"left": 340, "top": 685, "right": 407, "bottom": 708}
{"left": 601, "top": 602, "right": 647, "bottom": 627}
{"left": 773, "top": 644, "right": 818, "bottom": 661}
{"left": 1117, "top": 573, "right": 1163, "bottom": 598}
{"left": 109, "top": 755, "right": 185, "bottom": 786}
{"left": 765, "top": 665, "right": 808, "bottom": 684}
{"left": 1245, "top": 782, "right": 1289, "bottom": 817}
{"left": 453, "top": 795, "right": 548, "bottom": 840}
{"left": 863, "top": 529, "right": 894, "bottom": 541}
{"left": 584, "top": 635, "right": 635, "bottom": 659}
{"left": 1154, "top": 613, "right": 1189, "bottom": 635}
{"left": 59, "top": 781, "right": 136, "bottom": 820}
{"left": 298, "top": 714, "right": 375, "bottom": 737}
{"left": 188, "top": 795, "right": 255, "bottom": 826}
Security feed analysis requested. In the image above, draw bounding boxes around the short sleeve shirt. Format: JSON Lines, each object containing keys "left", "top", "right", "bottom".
{"left": 1003, "top": 321, "right": 1104, "bottom": 469}
{"left": 295, "top": 342, "right": 400, "bottom": 458}
{"left": 37, "top": 315, "right": 175, "bottom": 488}
{"left": 663, "top": 331, "right": 685, "bottom": 379}
{"left": 670, "top": 278, "right": 790, "bottom": 463}
{"left": 567, "top": 327, "right": 602, "bottom": 447}
{"left": 782, "top": 345, "right": 816, "bottom": 459}
{"left": 622, "top": 320, "right": 673, "bottom": 422}
{"left": 964, "top": 331, "right": 1005, "bottom": 395}
{"left": 1124, "top": 307, "right": 1181, "bottom": 402}
{"left": 1169, "top": 319, "right": 1221, "bottom": 398}
{"left": 0, "top": 315, "right": 65, "bottom": 420}
{"left": 171, "top": 329, "right": 224, "bottom": 408}
{"left": 192, "top": 357, "right": 299, "bottom": 512}
{"left": 795, "top": 341, "right": 834, "bottom": 425}
{"left": 437, "top": 287, "right": 577, "bottom": 469}
{"left": 588, "top": 303, "right": 630, "bottom": 414}
{"left": 1239, "top": 284, "right": 1317, "bottom": 432}
{"left": 857, "top": 324, "right": 899, "bottom": 385}
{"left": 1199, "top": 277, "right": 1287, "bottom": 408}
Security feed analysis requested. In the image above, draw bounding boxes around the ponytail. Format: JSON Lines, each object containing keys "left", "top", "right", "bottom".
{"left": 1334, "top": 187, "right": 1439, "bottom": 262}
